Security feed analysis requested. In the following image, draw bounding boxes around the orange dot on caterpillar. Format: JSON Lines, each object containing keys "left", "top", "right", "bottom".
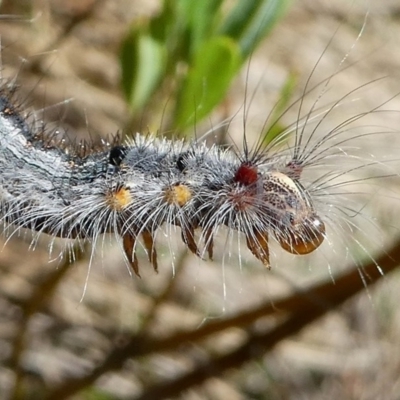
{"left": 106, "top": 186, "right": 132, "bottom": 211}
{"left": 164, "top": 184, "right": 192, "bottom": 207}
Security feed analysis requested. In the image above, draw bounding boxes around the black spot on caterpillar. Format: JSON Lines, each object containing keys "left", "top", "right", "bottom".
{"left": 0, "top": 1, "right": 399, "bottom": 287}
{"left": 108, "top": 145, "right": 128, "bottom": 167}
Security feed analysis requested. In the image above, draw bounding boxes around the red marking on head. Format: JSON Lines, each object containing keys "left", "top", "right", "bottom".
{"left": 234, "top": 162, "right": 258, "bottom": 186}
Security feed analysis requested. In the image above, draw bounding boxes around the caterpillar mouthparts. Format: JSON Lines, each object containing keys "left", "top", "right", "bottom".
{"left": 0, "top": 84, "right": 326, "bottom": 276}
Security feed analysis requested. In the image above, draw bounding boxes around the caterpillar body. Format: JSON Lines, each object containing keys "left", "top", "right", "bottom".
{"left": 0, "top": 84, "right": 327, "bottom": 277}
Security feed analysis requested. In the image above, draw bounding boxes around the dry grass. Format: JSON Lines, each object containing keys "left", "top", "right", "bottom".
{"left": 1, "top": 0, "right": 400, "bottom": 399}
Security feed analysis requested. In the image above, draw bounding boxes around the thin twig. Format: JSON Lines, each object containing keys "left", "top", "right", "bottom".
{"left": 44, "top": 239, "right": 400, "bottom": 400}
{"left": 9, "top": 247, "right": 84, "bottom": 400}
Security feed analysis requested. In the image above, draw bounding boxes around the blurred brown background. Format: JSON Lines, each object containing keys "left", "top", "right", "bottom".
{"left": 1, "top": 0, "right": 400, "bottom": 399}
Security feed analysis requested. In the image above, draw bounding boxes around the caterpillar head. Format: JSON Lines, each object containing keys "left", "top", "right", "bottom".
{"left": 264, "top": 171, "right": 326, "bottom": 256}
{"left": 196, "top": 159, "right": 327, "bottom": 268}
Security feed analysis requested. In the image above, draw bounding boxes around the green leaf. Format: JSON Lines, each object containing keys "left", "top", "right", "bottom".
{"left": 218, "top": 0, "right": 259, "bottom": 40}
{"left": 220, "top": 0, "right": 291, "bottom": 57}
{"left": 174, "top": 36, "right": 242, "bottom": 130}
{"left": 120, "top": 30, "right": 166, "bottom": 112}
{"left": 148, "top": 0, "right": 174, "bottom": 42}
{"left": 149, "top": 0, "right": 189, "bottom": 64}
{"left": 176, "top": 0, "right": 224, "bottom": 56}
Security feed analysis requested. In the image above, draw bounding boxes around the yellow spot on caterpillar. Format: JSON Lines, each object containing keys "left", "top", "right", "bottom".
{"left": 164, "top": 184, "right": 192, "bottom": 206}
{"left": 106, "top": 187, "right": 132, "bottom": 211}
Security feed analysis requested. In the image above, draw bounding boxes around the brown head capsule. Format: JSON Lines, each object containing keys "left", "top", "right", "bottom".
{"left": 277, "top": 213, "right": 325, "bottom": 255}
{"left": 263, "top": 171, "right": 325, "bottom": 256}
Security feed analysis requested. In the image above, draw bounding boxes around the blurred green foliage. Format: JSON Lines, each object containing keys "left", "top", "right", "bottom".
{"left": 120, "top": 0, "right": 291, "bottom": 133}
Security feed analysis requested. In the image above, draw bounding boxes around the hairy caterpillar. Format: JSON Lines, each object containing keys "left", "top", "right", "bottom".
{"left": 0, "top": 72, "right": 396, "bottom": 282}
{"left": 0, "top": 83, "right": 327, "bottom": 277}
{"left": 0, "top": 1, "right": 398, "bottom": 284}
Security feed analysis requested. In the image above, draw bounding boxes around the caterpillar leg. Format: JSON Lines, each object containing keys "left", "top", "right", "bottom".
{"left": 203, "top": 228, "right": 214, "bottom": 260}
{"left": 141, "top": 230, "right": 158, "bottom": 273}
{"left": 246, "top": 229, "right": 270, "bottom": 269}
{"left": 122, "top": 233, "right": 140, "bottom": 277}
{"left": 181, "top": 225, "right": 201, "bottom": 258}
